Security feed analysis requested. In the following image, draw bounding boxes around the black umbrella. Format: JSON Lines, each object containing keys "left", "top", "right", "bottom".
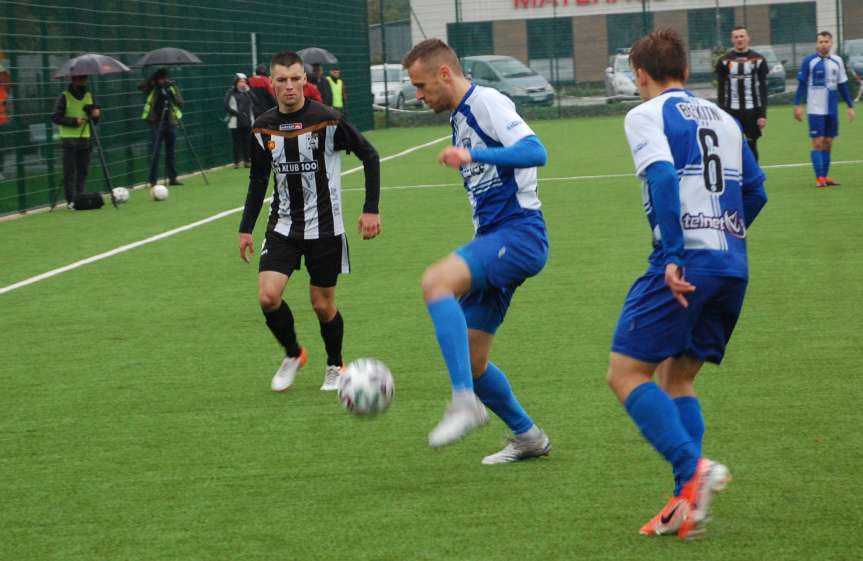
{"left": 297, "top": 47, "right": 338, "bottom": 65}
{"left": 52, "top": 53, "right": 130, "bottom": 80}
{"left": 134, "top": 47, "right": 202, "bottom": 67}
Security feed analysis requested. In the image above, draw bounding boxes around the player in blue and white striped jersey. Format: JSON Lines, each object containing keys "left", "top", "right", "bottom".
{"left": 402, "top": 39, "right": 552, "bottom": 464}
{"left": 607, "top": 30, "right": 767, "bottom": 540}
{"left": 793, "top": 31, "right": 856, "bottom": 187}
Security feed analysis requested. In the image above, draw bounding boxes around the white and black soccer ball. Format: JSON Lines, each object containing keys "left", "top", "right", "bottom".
{"left": 337, "top": 358, "right": 394, "bottom": 416}
{"left": 150, "top": 184, "right": 170, "bottom": 201}
{"left": 111, "top": 187, "right": 130, "bottom": 204}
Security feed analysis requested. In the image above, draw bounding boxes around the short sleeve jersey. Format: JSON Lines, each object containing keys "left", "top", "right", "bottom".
{"left": 450, "top": 84, "right": 543, "bottom": 234}
{"left": 624, "top": 89, "right": 764, "bottom": 278}
{"left": 797, "top": 54, "right": 849, "bottom": 116}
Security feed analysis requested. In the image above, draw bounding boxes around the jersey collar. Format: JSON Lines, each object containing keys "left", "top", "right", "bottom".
{"left": 453, "top": 82, "right": 477, "bottom": 115}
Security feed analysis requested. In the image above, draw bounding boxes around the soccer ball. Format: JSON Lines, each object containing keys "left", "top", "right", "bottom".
{"left": 111, "top": 187, "right": 130, "bottom": 204}
{"left": 150, "top": 184, "right": 170, "bottom": 201}
{"left": 337, "top": 358, "right": 394, "bottom": 415}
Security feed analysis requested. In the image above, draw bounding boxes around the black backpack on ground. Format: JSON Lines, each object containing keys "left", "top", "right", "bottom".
{"left": 73, "top": 192, "right": 104, "bottom": 210}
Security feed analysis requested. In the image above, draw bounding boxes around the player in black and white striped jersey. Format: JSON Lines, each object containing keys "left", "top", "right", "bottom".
{"left": 715, "top": 26, "right": 769, "bottom": 161}
{"left": 238, "top": 51, "right": 381, "bottom": 394}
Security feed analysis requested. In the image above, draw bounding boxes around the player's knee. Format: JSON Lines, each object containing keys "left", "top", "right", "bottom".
{"left": 470, "top": 357, "right": 488, "bottom": 378}
{"left": 311, "top": 300, "right": 335, "bottom": 320}
{"left": 605, "top": 366, "right": 619, "bottom": 389}
{"left": 421, "top": 266, "right": 446, "bottom": 302}
{"left": 258, "top": 291, "right": 281, "bottom": 311}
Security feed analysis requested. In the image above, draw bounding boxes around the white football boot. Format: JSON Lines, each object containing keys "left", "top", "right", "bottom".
{"left": 320, "top": 363, "right": 343, "bottom": 391}
{"left": 271, "top": 347, "right": 307, "bottom": 392}
{"left": 481, "top": 426, "right": 551, "bottom": 465}
{"left": 428, "top": 392, "right": 489, "bottom": 447}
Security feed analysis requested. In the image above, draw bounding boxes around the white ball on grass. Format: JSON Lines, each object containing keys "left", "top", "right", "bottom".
{"left": 337, "top": 358, "right": 395, "bottom": 416}
{"left": 150, "top": 184, "right": 170, "bottom": 201}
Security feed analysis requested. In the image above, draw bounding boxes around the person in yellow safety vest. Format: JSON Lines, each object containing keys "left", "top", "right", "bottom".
{"left": 51, "top": 75, "right": 101, "bottom": 209}
{"left": 140, "top": 68, "right": 184, "bottom": 187}
{"left": 325, "top": 66, "right": 347, "bottom": 115}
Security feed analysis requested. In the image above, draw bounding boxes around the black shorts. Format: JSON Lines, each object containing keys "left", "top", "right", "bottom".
{"left": 259, "top": 231, "right": 350, "bottom": 287}
{"left": 726, "top": 109, "right": 762, "bottom": 141}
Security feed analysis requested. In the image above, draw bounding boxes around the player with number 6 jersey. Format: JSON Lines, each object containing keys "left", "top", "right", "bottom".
{"left": 604, "top": 29, "right": 767, "bottom": 541}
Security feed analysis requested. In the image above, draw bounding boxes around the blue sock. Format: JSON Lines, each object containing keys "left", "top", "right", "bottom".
{"left": 810, "top": 150, "right": 823, "bottom": 178}
{"left": 822, "top": 150, "right": 831, "bottom": 177}
{"left": 673, "top": 396, "right": 704, "bottom": 495}
{"left": 624, "top": 382, "right": 699, "bottom": 490}
{"left": 473, "top": 362, "right": 534, "bottom": 435}
{"left": 427, "top": 296, "right": 473, "bottom": 392}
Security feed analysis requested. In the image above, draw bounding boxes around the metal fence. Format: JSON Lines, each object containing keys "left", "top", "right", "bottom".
{"left": 0, "top": 0, "right": 373, "bottom": 215}
{"left": 371, "top": 0, "right": 863, "bottom": 127}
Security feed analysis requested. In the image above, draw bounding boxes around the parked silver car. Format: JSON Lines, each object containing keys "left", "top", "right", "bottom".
{"left": 460, "top": 55, "right": 555, "bottom": 107}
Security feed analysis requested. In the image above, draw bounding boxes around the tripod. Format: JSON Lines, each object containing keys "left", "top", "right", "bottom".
{"left": 148, "top": 87, "right": 209, "bottom": 187}
{"left": 50, "top": 113, "right": 118, "bottom": 210}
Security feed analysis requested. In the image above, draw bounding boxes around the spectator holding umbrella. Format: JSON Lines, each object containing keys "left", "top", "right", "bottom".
{"left": 51, "top": 74, "right": 101, "bottom": 208}
{"left": 134, "top": 47, "right": 209, "bottom": 187}
{"left": 140, "top": 68, "right": 184, "bottom": 186}
{"left": 224, "top": 73, "right": 254, "bottom": 168}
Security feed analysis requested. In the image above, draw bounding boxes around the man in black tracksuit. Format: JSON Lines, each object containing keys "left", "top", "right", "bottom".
{"left": 238, "top": 50, "right": 381, "bottom": 394}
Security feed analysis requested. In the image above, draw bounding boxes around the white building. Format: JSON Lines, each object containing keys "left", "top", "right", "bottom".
{"left": 411, "top": 0, "right": 860, "bottom": 82}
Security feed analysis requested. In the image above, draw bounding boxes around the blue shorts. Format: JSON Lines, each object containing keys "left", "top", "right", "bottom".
{"left": 611, "top": 272, "right": 748, "bottom": 365}
{"left": 808, "top": 114, "right": 839, "bottom": 138}
{"left": 455, "top": 221, "right": 548, "bottom": 334}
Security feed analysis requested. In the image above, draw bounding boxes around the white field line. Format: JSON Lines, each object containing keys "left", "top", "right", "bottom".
{"left": 0, "top": 135, "right": 448, "bottom": 296}
{"left": 2, "top": 153, "right": 861, "bottom": 295}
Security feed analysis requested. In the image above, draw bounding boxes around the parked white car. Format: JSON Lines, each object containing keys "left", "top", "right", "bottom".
{"left": 370, "top": 64, "right": 405, "bottom": 108}
{"left": 605, "top": 50, "right": 637, "bottom": 98}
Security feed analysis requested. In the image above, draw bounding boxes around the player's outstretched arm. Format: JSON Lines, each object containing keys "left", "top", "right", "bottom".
{"left": 740, "top": 143, "right": 768, "bottom": 227}
{"left": 334, "top": 119, "right": 381, "bottom": 240}
{"left": 469, "top": 135, "right": 547, "bottom": 168}
{"left": 757, "top": 58, "right": 769, "bottom": 127}
{"left": 357, "top": 213, "right": 380, "bottom": 240}
{"left": 792, "top": 79, "right": 806, "bottom": 121}
{"left": 793, "top": 61, "right": 809, "bottom": 121}
{"left": 239, "top": 233, "right": 254, "bottom": 263}
{"left": 237, "top": 132, "right": 272, "bottom": 258}
{"left": 645, "top": 161, "right": 694, "bottom": 307}
{"left": 838, "top": 82, "right": 856, "bottom": 122}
